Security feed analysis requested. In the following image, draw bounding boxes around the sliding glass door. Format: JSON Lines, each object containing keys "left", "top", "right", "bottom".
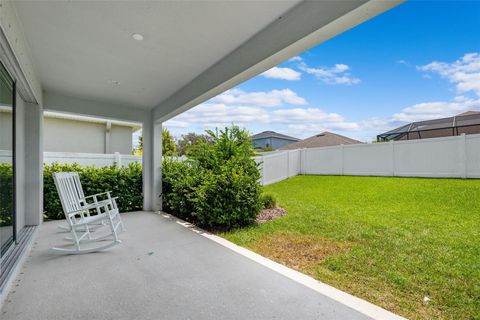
{"left": 0, "top": 62, "right": 15, "bottom": 258}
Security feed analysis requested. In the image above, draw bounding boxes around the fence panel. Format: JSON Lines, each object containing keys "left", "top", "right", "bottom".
{"left": 343, "top": 143, "right": 393, "bottom": 176}
{"left": 288, "top": 150, "right": 301, "bottom": 178}
{"left": 393, "top": 136, "right": 462, "bottom": 177}
{"left": 466, "top": 134, "right": 480, "bottom": 178}
{"left": 304, "top": 146, "right": 342, "bottom": 175}
{"left": 262, "top": 152, "right": 289, "bottom": 185}
{"left": 256, "top": 133, "right": 480, "bottom": 185}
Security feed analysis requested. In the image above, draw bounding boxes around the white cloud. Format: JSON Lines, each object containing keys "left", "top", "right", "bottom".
{"left": 418, "top": 52, "right": 480, "bottom": 96}
{"left": 288, "top": 56, "right": 302, "bottom": 62}
{"left": 167, "top": 103, "right": 270, "bottom": 126}
{"left": 212, "top": 88, "right": 306, "bottom": 107}
{"left": 298, "top": 62, "right": 361, "bottom": 85}
{"left": 165, "top": 101, "right": 362, "bottom": 139}
{"left": 392, "top": 98, "right": 480, "bottom": 122}
{"left": 270, "top": 108, "right": 345, "bottom": 124}
{"left": 163, "top": 119, "right": 190, "bottom": 128}
{"left": 261, "top": 67, "right": 301, "bottom": 80}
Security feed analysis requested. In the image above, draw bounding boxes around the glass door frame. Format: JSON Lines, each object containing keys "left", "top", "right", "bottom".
{"left": 0, "top": 61, "right": 16, "bottom": 259}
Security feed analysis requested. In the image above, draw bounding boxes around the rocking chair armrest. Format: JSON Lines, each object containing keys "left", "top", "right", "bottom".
{"left": 84, "top": 191, "right": 113, "bottom": 199}
{"left": 83, "top": 196, "right": 118, "bottom": 207}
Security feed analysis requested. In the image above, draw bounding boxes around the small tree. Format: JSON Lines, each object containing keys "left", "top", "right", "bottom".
{"left": 162, "top": 125, "right": 262, "bottom": 230}
{"left": 162, "top": 128, "right": 176, "bottom": 156}
{"left": 188, "top": 126, "right": 256, "bottom": 170}
{"left": 176, "top": 132, "right": 213, "bottom": 156}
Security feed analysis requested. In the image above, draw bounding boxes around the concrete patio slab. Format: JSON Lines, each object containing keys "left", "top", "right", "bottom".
{"left": 1, "top": 212, "right": 374, "bottom": 320}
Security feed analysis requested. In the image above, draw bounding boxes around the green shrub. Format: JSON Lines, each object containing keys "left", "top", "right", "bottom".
{"left": 0, "top": 163, "right": 13, "bottom": 226}
{"left": 162, "top": 126, "right": 262, "bottom": 230}
{"left": 261, "top": 193, "right": 277, "bottom": 209}
{"left": 44, "top": 162, "right": 143, "bottom": 220}
{"left": 162, "top": 158, "right": 202, "bottom": 221}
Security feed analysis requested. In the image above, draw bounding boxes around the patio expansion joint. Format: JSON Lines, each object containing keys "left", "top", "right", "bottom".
{"left": 158, "top": 211, "right": 407, "bottom": 320}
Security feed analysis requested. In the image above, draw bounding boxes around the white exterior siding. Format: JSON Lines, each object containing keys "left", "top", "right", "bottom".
{"left": 44, "top": 117, "right": 105, "bottom": 153}
{"left": 43, "top": 117, "right": 134, "bottom": 154}
{"left": 111, "top": 125, "right": 133, "bottom": 154}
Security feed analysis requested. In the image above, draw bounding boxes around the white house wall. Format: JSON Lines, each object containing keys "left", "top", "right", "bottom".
{"left": 110, "top": 125, "right": 133, "bottom": 155}
{"left": 44, "top": 117, "right": 105, "bottom": 153}
{"left": 42, "top": 117, "right": 133, "bottom": 154}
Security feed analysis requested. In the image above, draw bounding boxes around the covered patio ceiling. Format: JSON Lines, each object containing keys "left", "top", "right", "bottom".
{"left": 12, "top": 0, "right": 402, "bottom": 122}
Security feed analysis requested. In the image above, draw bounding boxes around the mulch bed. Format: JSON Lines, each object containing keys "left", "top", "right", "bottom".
{"left": 256, "top": 207, "right": 286, "bottom": 224}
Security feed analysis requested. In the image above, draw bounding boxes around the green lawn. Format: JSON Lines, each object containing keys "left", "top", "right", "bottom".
{"left": 221, "top": 176, "right": 480, "bottom": 320}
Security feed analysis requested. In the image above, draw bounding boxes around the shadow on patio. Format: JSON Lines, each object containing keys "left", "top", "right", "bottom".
{"left": 1, "top": 212, "right": 372, "bottom": 320}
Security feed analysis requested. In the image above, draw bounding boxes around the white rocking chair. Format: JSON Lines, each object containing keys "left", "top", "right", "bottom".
{"left": 51, "top": 172, "right": 125, "bottom": 254}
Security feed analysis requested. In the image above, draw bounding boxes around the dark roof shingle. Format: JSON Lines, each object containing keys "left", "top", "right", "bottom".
{"left": 378, "top": 110, "right": 480, "bottom": 140}
{"left": 251, "top": 131, "right": 299, "bottom": 141}
{"left": 280, "top": 131, "right": 363, "bottom": 150}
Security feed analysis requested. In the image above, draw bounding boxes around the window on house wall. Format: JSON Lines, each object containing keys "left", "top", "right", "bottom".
{"left": 0, "top": 62, "right": 15, "bottom": 259}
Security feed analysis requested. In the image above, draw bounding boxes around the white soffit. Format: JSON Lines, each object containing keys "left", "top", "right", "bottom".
{"left": 13, "top": 1, "right": 301, "bottom": 109}
{"left": 43, "top": 111, "right": 142, "bottom": 130}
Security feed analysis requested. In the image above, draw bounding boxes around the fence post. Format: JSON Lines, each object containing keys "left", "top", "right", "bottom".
{"left": 286, "top": 151, "right": 290, "bottom": 178}
{"left": 300, "top": 148, "right": 306, "bottom": 175}
{"left": 459, "top": 133, "right": 467, "bottom": 179}
{"left": 340, "top": 144, "right": 344, "bottom": 175}
{"left": 391, "top": 140, "right": 395, "bottom": 176}
{"left": 114, "top": 152, "right": 121, "bottom": 168}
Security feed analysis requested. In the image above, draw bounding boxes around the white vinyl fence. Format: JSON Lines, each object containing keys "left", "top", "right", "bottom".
{"left": 255, "top": 133, "right": 480, "bottom": 185}
{"left": 0, "top": 150, "right": 185, "bottom": 167}
{"left": 253, "top": 150, "right": 301, "bottom": 185}
{"left": 43, "top": 152, "right": 141, "bottom": 167}
{"left": 2, "top": 133, "right": 480, "bottom": 181}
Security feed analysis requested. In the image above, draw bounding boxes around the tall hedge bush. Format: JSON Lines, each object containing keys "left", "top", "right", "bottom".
{"left": 162, "top": 126, "right": 262, "bottom": 231}
{"left": 44, "top": 162, "right": 143, "bottom": 220}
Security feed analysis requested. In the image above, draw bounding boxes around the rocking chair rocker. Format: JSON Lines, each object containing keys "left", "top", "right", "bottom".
{"left": 51, "top": 172, "right": 125, "bottom": 254}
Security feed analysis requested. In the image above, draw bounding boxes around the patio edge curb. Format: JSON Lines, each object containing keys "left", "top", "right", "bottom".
{"left": 159, "top": 212, "right": 407, "bottom": 320}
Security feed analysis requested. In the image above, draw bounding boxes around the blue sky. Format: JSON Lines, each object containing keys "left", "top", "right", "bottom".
{"left": 164, "top": 1, "right": 480, "bottom": 142}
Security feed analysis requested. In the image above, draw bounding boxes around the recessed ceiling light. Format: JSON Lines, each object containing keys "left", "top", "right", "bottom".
{"left": 132, "top": 33, "right": 144, "bottom": 41}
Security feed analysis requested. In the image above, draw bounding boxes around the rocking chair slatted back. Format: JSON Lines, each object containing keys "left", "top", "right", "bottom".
{"left": 53, "top": 172, "right": 86, "bottom": 215}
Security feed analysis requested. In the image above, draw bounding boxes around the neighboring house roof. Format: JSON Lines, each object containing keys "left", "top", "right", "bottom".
{"left": 457, "top": 111, "right": 480, "bottom": 116}
{"left": 377, "top": 111, "right": 480, "bottom": 141}
{"left": 280, "top": 131, "right": 363, "bottom": 150}
{"left": 43, "top": 111, "right": 142, "bottom": 131}
{"left": 251, "top": 131, "right": 299, "bottom": 141}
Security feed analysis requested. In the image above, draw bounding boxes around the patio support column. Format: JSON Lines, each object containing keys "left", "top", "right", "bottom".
{"left": 142, "top": 118, "right": 162, "bottom": 211}
{"left": 24, "top": 102, "right": 43, "bottom": 226}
